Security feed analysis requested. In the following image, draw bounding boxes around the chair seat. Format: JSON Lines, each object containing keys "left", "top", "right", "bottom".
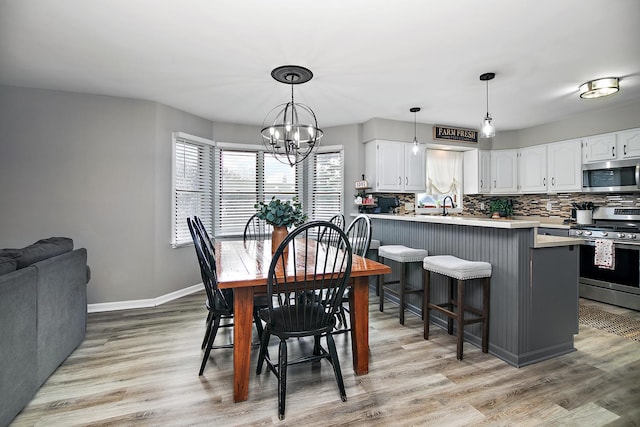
{"left": 378, "top": 245, "right": 428, "bottom": 263}
{"left": 369, "top": 239, "right": 381, "bottom": 250}
{"left": 423, "top": 255, "right": 492, "bottom": 280}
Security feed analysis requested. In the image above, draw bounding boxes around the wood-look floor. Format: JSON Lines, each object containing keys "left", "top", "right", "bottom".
{"left": 11, "top": 293, "right": 640, "bottom": 426}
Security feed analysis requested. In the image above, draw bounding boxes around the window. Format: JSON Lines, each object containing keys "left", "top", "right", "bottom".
{"left": 172, "top": 136, "right": 344, "bottom": 242}
{"left": 417, "top": 149, "right": 463, "bottom": 212}
{"left": 214, "top": 144, "right": 301, "bottom": 237}
{"left": 171, "top": 132, "right": 215, "bottom": 247}
{"left": 305, "top": 150, "right": 344, "bottom": 222}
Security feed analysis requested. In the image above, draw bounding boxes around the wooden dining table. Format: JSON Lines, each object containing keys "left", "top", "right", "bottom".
{"left": 214, "top": 238, "right": 392, "bottom": 402}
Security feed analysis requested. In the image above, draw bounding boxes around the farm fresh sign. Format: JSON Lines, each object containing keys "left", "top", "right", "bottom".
{"left": 432, "top": 126, "right": 478, "bottom": 143}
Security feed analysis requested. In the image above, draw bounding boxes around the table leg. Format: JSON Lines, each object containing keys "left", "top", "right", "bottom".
{"left": 349, "top": 276, "right": 369, "bottom": 375}
{"left": 233, "top": 286, "right": 254, "bottom": 402}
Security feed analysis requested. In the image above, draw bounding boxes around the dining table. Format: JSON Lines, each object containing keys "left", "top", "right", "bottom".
{"left": 214, "top": 238, "right": 392, "bottom": 402}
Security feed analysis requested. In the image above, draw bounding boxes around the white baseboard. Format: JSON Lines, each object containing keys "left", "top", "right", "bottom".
{"left": 87, "top": 283, "right": 203, "bottom": 313}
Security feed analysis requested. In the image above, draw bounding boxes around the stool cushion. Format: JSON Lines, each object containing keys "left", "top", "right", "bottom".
{"left": 423, "top": 255, "right": 492, "bottom": 280}
{"left": 369, "top": 239, "right": 380, "bottom": 250}
{"left": 378, "top": 245, "right": 428, "bottom": 263}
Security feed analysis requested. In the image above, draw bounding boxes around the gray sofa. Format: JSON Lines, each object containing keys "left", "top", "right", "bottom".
{"left": 0, "top": 238, "right": 89, "bottom": 426}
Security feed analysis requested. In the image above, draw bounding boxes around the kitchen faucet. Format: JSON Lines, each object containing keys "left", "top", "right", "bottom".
{"left": 442, "top": 196, "right": 456, "bottom": 216}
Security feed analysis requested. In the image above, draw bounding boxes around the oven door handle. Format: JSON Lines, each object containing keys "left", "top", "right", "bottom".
{"left": 636, "top": 163, "right": 640, "bottom": 190}
{"left": 580, "top": 239, "right": 640, "bottom": 250}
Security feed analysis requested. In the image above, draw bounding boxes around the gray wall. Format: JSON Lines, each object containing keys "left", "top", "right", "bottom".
{"left": 0, "top": 86, "right": 212, "bottom": 304}
{"left": 504, "top": 98, "right": 640, "bottom": 148}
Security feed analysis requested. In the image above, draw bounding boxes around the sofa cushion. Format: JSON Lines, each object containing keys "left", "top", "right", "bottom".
{"left": 0, "top": 237, "right": 74, "bottom": 269}
{"left": 0, "top": 256, "right": 17, "bottom": 275}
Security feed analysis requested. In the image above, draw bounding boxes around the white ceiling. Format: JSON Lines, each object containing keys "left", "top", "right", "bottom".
{"left": 1, "top": 0, "right": 639, "bottom": 132}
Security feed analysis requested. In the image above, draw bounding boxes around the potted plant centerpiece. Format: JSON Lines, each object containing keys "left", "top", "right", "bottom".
{"left": 254, "top": 196, "right": 307, "bottom": 253}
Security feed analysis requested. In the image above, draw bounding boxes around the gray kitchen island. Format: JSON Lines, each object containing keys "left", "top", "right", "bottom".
{"left": 367, "top": 213, "right": 583, "bottom": 367}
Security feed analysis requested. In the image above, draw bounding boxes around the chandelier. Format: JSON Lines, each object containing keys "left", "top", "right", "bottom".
{"left": 261, "top": 65, "right": 323, "bottom": 167}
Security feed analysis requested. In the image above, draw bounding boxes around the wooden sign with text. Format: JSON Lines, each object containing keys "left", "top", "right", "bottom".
{"left": 433, "top": 125, "right": 478, "bottom": 143}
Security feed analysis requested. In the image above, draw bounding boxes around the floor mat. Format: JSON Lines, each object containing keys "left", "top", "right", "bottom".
{"left": 579, "top": 304, "right": 640, "bottom": 342}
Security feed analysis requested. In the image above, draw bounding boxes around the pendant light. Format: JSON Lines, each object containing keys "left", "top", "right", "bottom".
{"left": 479, "top": 72, "right": 496, "bottom": 138}
{"left": 410, "top": 107, "right": 420, "bottom": 155}
{"left": 261, "top": 65, "right": 324, "bottom": 167}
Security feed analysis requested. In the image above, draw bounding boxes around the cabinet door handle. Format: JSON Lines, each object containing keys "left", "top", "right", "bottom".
{"left": 552, "top": 177, "right": 555, "bottom": 186}
{"left": 405, "top": 177, "right": 408, "bottom": 186}
{"left": 543, "top": 177, "right": 546, "bottom": 186}
{"left": 624, "top": 144, "right": 627, "bottom": 155}
{"left": 494, "top": 180, "right": 496, "bottom": 188}
{"left": 612, "top": 146, "right": 615, "bottom": 157}
{"left": 399, "top": 176, "right": 401, "bottom": 185}
{"left": 480, "top": 179, "right": 483, "bottom": 188}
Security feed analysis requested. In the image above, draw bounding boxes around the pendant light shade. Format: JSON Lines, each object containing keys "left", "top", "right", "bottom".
{"left": 480, "top": 72, "right": 496, "bottom": 138}
{"left": 410, "top": 107, "right": 420, "bottom": 155}
{"left": 261, "top": 65, "right": 323, "bottom": 167}
{"left": 579, "top": 77, "right": 619, "bottom": 99}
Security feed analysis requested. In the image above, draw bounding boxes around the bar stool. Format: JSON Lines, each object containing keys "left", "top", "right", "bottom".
{"left": 422, "top": 255, "right": 491, "bottom": 360}
{"left": 378, "top": 245, "right": 429, "bottom": 325}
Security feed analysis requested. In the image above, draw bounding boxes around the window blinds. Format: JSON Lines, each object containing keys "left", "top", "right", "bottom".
{"left": 172, "top": 133, "right": 214, "bottom": 247}
{"left": 309, "top": 151, "right": 343, "bottom": 221}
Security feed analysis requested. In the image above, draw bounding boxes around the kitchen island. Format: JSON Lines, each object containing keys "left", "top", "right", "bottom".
{"left": 366, "top": 213, "right": 583, "bottom": 367}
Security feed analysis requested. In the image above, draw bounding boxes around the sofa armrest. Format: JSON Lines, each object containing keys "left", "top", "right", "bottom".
{"left": 34, "top": 248, "right": 88, "bottom": 385}
{"left": 0, "top": 267, "right": 38, "bottom": 427}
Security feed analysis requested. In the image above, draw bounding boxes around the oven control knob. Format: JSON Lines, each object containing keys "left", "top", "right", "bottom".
{"left": 618, "top": 233, "right": 626, "bottom": 239}
{"left": 584, "top": 231, "right": 592, "bottom": 236}
{"left": 601, "top": 232, "right": 608, "bottom": 237}
{"left": 630, "top": 234, "right": 637, "bottom": 239}
{"left": 575, "top": 230, "right": 583, "bottom": 236}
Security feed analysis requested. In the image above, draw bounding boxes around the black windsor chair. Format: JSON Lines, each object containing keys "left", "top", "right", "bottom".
{"left": 256, "top": 221, "right": 353, "bottom": 420}
{"left": 243, "top": 213, "right": 273, "bottom": 241}
{"left": 335, "top": 214, "right": 372, "bottom": 331}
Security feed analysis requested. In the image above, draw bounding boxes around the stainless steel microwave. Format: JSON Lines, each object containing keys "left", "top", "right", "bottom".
{"left": 582, "top": 159, "right": 640, "bottom": 192}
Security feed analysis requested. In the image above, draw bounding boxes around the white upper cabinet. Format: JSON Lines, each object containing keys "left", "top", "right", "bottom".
{"left": 582, "top": 133, "right": 616, "bottom": 162}
{"left": 547, "top": 139, "right": 582, "bottom": 192}
{"left": 463, "top": 149, "right": 491, "bottom": 194}
{"left": 491, "top": 149, "right": 518, "bottom": 193}
{"left": 404, "top": 143, "right": 427, "bottom": 191}
{"left": 518, "top": 145, "right": 547, "bottom": 193}
{"left": 365, "top": 140, "right": 426, "bottom": 193}
{"left": 619, "top": 128, "right": 640, "bottom": 159}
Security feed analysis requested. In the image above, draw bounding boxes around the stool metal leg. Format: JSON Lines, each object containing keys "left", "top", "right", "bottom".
{"left": 456, "top": 278, "right": 465, "bottom": 360}
{"left": 447, "top": 277, "right": 454, "bottom": 335}
{"left": 423, "top": 269, "right": 430, "bottom": 340}
{"left": 399, "top": 262, "right": 406, "bottom": 325}
{"left": 378, "top": 256, "right": 385, "bottom": 313}
{"left": 482, "top": 277, "right": 490, "bottom": 353}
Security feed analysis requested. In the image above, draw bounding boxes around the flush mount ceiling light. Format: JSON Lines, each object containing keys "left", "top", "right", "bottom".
{"left": 479, "top": 72, "right": 496, "bottom": 138}
{"left": 410, "top": 107, "right": 421, "bottom": 155}
{"left": 261, "top": 65, "right": 323, "bottom": 167}
{"left": 579, "top": 77, "right": 620, "bottom": 99}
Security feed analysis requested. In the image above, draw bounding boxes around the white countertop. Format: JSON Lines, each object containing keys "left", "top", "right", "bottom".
{"left": 362, "top": 213, "right": 583, "bottom": 248}
{"left": 365, "top": 213, "right": 541, "bottom": 229}
{"left": 533, "top": 235, "right": 584, "bottom": 248}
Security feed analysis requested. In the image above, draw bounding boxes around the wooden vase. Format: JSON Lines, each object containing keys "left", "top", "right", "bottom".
{"left": 271, "top": 226, "right": 289, "bottom": 255}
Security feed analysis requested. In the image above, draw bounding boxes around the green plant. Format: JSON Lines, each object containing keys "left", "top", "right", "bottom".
{"left": 489, "top": 199, "right": 514, "bottom": 217}
{"left": 254, "top": 196, "right": 307, "bottom": 228}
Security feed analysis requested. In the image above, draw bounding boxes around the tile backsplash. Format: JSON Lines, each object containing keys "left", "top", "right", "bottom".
{"left": 366, "top": 192, "right": 640, "bottom": 218}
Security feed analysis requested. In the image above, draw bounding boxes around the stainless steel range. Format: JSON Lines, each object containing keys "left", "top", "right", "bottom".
{"left": 570, "top": 207, "right": 640, "bottom": 311}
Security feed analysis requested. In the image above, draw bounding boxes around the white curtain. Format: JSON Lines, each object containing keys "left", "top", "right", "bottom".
{"left": 426, "top": 149, "right": 463, "bottom": 195}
